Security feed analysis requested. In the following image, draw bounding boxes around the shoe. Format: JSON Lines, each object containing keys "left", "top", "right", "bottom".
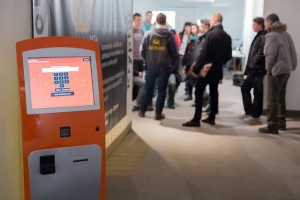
{"left": 168, "top": 105, "right": 176, "bottom": 109}
{"left": 154, "top": 113, "right": 165, "bottom": 120}
{"left": 244, "top": 117, "right": 262, "bottom": 125}
{"left": 279, "top": 125, "right": 286, "bottom": 131}
{"left": 239, "top": 114, "right": 251, "bottom": 120}
{"left": 147, "top": 105, "right": 154, "bottom": 111}
{"left": 202, "top": 104, "right": 211, "bottom": 112}
{"left": 202, "top": 98, "right": 209, "bottom": 108}
{"left": 202, "top": 118, "right": 215, "bottom": 125}
{"left": 132, "top": 105, "right": 140, "bottom": 111}
{"left": 259, "top": 127, "right": 278, "bottom": 134}
{"left": 182, "top": 120, "right": 200, "bottom": 127}
{"left": 184, "top": 96, "right": 192, "bottom": 101}
{"left": 138, "top": 112, "right": 145, "bottom": 118}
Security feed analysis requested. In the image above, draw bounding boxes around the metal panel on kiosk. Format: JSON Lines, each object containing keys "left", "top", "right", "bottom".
{"left": 29, "top": 145, "right": 101, "bottom": 200}
{"left": 16, "top": 37, "right": 106, "bottom": 200}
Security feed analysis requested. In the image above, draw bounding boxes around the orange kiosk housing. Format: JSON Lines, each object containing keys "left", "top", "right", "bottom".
{"left": 16, "top": 37, "right": 106, "bottom": 200}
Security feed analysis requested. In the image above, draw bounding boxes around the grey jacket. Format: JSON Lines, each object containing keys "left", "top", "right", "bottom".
{"left": 264, "top": 21, "right": 297, "bottom": 76}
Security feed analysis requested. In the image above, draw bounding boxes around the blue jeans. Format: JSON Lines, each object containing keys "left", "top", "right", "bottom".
{"left": 140, "top": 67, "right": 171, "bottom": 115}
{"left": 133, "top": 76, "right": 145, "bottom": 106}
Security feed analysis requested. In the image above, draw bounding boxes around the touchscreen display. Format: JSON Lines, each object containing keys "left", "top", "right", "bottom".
{"left": 28, "top": 56, "right": 94, "bottom": 109}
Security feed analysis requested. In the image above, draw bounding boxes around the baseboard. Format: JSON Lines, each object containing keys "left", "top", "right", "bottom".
{"left": 106, "top": 122, "right": 132, "bottom": 157}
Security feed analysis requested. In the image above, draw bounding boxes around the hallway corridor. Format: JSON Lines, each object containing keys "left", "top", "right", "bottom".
{"left": 106, "top": 79, "right": 300, "bottom": 200}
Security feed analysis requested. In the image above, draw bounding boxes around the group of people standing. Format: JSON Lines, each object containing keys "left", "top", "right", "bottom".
{"left": 132, "top": 11, "right": 297, "bottom": 134}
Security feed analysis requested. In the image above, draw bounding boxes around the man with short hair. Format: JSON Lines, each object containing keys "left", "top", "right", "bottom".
{"left": 183, "top": 13, "right": 232, "bottom": 127}
{"left": 240, "top": 17, "right": 267, "bottom": 124}
{"left": 132, "top": 13, "right": 145, "bottom": 110}
{"left": 198, "top": 19, "right": 211, "bottom": 112}
{"left": 198, "top": 19, "right": 210, "bottom": 36}
{"left": 259, "top": 13, "right": 297, "bottom": 134}
{"left": 141, "top": 11, "right": 154, "bottom": 32}
{"left": 139, "top": 13, "right": 178, "bottom": 120}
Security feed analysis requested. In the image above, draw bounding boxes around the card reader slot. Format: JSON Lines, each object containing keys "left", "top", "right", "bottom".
{"left": 73, "top": 158, "right": 89, "bottom": 163}
{"left": 70, "top": 156, "right": 91, "bottom": 165}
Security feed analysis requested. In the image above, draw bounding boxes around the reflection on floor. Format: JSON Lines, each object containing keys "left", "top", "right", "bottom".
{"left": 106, "top": 79, "right": 300, "bottom": 200}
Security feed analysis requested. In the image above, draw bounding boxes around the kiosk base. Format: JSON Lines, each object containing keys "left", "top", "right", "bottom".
{"left": 28, "top": 145, "right": 102, "bottom": 200}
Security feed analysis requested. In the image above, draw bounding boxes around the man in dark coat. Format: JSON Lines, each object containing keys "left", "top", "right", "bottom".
{"left": 240, "top": 17, "right": 267, "bottom": 124}
{"left": 183, "top": 13, "right": 232, "bottom": 127}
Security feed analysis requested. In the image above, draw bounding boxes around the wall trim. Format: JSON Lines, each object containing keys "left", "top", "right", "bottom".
{"left": 106, "top": 122, "right": 132, "bottom": 157}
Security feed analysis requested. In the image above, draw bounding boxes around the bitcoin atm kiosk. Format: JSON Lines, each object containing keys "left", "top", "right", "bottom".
{"left": 16, "top": 37, "right": 106, "bottom": 200}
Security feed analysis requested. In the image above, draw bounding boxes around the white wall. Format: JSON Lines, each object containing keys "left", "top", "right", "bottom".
{"left": 133, "top": 0, "right": 245, "bottom": 41}
{"left": 0, "top": 0, "right": 31, "bottom": 199}
{"left": 264, "top": 0, "right": 300, "bottom": 111}
{"left": 242, "top": 0, "right": 264, "bottom": 61}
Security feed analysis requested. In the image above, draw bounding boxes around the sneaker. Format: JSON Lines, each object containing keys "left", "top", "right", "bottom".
{"left": 244, "top": 117, "right": 262, "bottom": 125}
{"left": 138, "top": 112, "right": 145, "bottom": 118}
{"left": 168, "top": 105, "right": 176, "bottom": 109}
{"left": 259, "top": 127, "right": 278, "bottom": 134}
{"left": 239, "top": 114, "right": 251, "bottom": 120}
{"left": 154, "top": 113, "right": 165, "bottom": 120}
{"left": 184, "top": 96, "right": 192, "bottom": 101}
{"left": 132, "top": 105, "right": 140, "bottom": 111}
{"left": 202, "top": 103, "right": 211, "bottom": 112}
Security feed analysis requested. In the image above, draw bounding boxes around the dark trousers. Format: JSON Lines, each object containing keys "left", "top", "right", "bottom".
{"left": 193, "top": 75, "right": 219, "bottom": 121}
{"left": 167, "top": 74, "right": 177, "bottom": 107}
{"left": 186, "top": 77, "right": 193, "bottom": 97}
{"left": 185, "top": 65, "right": 193, "bottom": 96}
{"left": 140, "top": 67, "right": 171, "bottom": 115}
{"left": 241, "top": 74, "right": 264, "bottom": 118}
{"left": 267, "top": 73, "right": 290, "bottom": 129}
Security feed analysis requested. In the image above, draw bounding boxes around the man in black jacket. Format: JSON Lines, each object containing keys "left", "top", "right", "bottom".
{"left": 240, "top": 17, "right": 267, "bottom": 124}
{"left": 139, "top": 13, "right": 178, "bottom": 120}
{"left": 183, "top": 13, "right": 232, "bottom": 127}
